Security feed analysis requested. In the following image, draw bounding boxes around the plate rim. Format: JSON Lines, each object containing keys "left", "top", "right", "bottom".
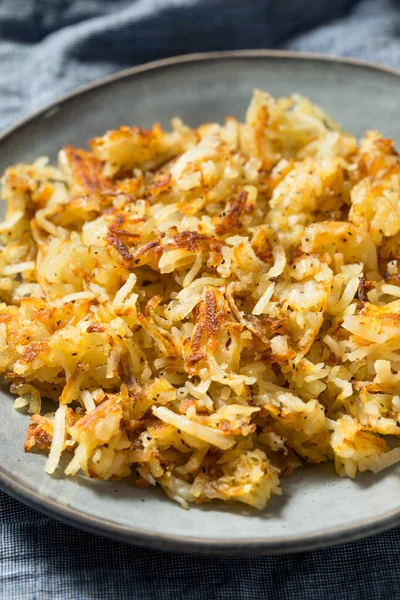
{"left": 1, "top": 49, "right": 400, "bottom": 555}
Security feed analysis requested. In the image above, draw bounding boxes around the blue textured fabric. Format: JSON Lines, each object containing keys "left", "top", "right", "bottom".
{"left": 2, "top": 0, "right": 400, "bottom": 598}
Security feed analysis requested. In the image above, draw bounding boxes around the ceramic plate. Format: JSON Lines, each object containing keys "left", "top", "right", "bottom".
{"left": 2, "top": 51, "right": 400, "bottom": 555}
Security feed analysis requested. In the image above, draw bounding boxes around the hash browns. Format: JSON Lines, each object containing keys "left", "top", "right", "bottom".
{"left": 1, "top": 90, "right": 400, "bottom": 509}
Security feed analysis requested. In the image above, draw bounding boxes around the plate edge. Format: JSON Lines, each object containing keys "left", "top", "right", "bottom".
{"left": 1, "top": 49, "right": 400, "bottom": 553}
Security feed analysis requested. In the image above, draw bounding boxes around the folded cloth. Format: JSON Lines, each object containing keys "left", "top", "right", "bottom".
{"left": 2, "top": 0, "right": 400, "bottom": 598}
{"left": 2, "top": 490, "right": 400, "bottom": 600}
{"left": 0, "top": 0, "right": 396, "bottom": 131}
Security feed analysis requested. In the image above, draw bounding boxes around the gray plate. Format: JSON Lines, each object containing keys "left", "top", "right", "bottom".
{"left": 1, "top": 50, "right": 400, "bottom": 555}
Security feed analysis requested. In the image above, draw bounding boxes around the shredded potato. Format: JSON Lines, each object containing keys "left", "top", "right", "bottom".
{"left": 2, "top": 90, "right": 400, "bottom": 510}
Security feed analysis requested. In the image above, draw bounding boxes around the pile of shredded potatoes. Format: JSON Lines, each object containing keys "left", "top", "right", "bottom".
{"left": 2, "top": 90, "right": 400, "bottom": 510}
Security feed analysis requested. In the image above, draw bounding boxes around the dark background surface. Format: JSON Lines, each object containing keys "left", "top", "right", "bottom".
{"left": 3, "top": 1, "right": 400, "bottom": 598}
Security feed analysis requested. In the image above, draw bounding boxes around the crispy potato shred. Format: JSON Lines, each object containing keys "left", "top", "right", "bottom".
{"left": 3, "top": 90, "right": 400, "bottom": 510}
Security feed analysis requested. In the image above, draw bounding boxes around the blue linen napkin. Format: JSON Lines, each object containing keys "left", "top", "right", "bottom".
{"left": 2, "top": 1, "right": 400, "bottom": 598}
